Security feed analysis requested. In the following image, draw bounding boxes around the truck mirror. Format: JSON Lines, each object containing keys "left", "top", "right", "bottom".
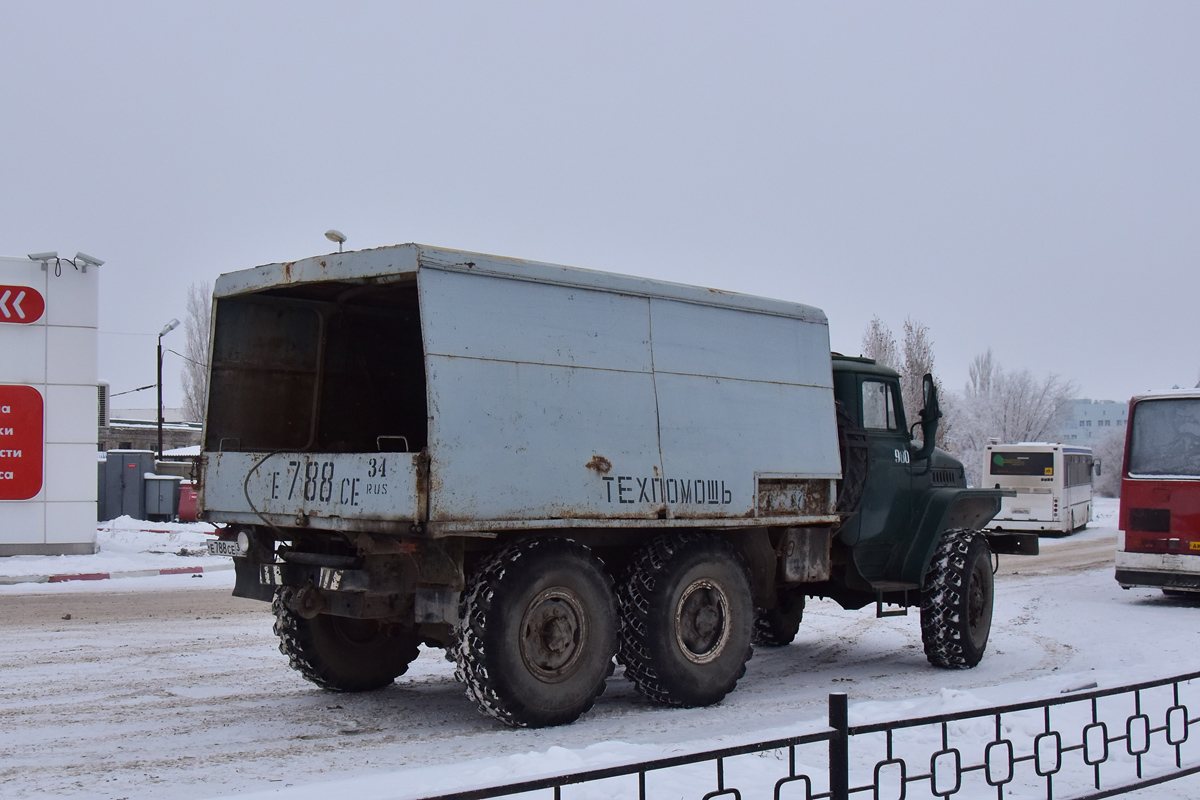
{"left": 913, "top": 373, "right": 941, "bottom": 461}
{"left": 921, "top": 374, "right": 940, "bottom": 422}
{"left": 1094, "top": 459, "right": 1102, "bottom": 476}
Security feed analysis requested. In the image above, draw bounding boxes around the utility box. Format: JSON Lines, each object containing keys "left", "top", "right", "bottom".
{"left": 200, "top": 244, "right": 841, "bottom": 534}
{"left": 0, "top": 254, "right": 100, "bottom": 555}
{"left": 145, "top": 474, "right": 183, "bottom": 521}
{"left": 100, "top": 449, "right": 154, "bottom": 521}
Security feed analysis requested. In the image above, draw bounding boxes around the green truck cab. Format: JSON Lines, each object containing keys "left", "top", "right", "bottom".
{"left": 756, "top": 355, "right": 1037, "bottom": 668}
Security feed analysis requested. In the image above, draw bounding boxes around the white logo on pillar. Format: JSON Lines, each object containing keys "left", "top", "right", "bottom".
{"left": 0, "top": 290, "right": 27, "bottom": 320}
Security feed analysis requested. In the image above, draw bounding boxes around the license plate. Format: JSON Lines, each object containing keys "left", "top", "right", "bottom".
{"left": 1012, "top": 508, "right": 1031, "bottom": 515}
{"left": 207, "top": 540, "right": 241, "bottom": 557}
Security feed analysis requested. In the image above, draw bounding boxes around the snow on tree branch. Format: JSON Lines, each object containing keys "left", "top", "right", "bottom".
{"left": 945, "top": 347, "right": 1078, "bottom": 487}
{"left": 860, "top": 316, "right": 899, "bottom": 371}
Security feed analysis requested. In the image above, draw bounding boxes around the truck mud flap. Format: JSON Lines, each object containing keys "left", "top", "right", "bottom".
{"left": 232, "top": 557, "right": 275, "bottom": 601}
{"left": 985, "top": 532, "right": 1039, "bottom": 556}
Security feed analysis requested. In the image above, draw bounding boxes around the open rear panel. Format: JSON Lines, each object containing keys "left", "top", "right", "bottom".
{"left": 204, "top": 279, "right": 428, "bottom": 455}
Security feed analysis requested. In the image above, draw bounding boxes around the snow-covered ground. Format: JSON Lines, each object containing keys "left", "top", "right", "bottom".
{"left": 2, "top": 498, "right": 1199, "bottom": 799}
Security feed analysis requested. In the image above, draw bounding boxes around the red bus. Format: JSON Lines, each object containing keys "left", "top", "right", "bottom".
{"left": 1116, "top": 390, "right": 1200, "bottom": 594}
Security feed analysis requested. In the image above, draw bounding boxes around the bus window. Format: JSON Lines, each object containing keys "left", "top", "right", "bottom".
{"left": 1065, "top": 454, "right": 1095, "bottom": 488}
{"left": 990, "top": 451, "right": 1054, "bottom": 477}
{"left": 1128, "top": 397, "right": 1200, "bottom": 477}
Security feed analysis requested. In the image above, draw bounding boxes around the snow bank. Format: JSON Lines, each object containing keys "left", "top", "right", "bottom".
{"left": 0, "top": 516, "right": 227, "bottom": 578}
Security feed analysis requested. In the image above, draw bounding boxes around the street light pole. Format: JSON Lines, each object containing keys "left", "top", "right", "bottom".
{"left": 157, "top": 319, "right": 180, "bottom": 459}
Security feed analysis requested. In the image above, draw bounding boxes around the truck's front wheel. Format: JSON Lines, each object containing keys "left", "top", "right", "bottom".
{"left": 455, "top": 539, "right": 618, "bottom": 728}
{"left": 618, "top": 534, "right": 754, "bottom": 706}
{"left": 272, "top": 590, "right": 421, "bottom": 692}
{"left": 920, "top": 529, "right": 994, "bottom": 669}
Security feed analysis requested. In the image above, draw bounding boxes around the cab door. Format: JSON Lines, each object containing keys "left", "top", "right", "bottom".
{"left": 849, "top": 377, "right": 915, "bottom": 578}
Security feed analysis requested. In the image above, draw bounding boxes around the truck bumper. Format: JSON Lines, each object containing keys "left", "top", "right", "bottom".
{"left": 984, "top": 532, "right": 1040, "bottom": 556}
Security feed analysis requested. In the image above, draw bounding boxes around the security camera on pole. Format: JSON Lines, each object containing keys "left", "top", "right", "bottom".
{"left": 157, "top": 318, "right": 180, "bottom": 458}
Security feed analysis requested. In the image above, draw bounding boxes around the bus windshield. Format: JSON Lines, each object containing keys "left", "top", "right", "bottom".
{"left": 990, "top": 451, "right": 1054, "bottom": 476}
{"left": 1128, "top": 397, "right": 1200, "bottom": 477}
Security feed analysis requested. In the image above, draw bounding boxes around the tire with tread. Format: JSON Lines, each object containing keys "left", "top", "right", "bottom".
{"left": 920, "top": 529, "right": 994, "bottom": 669}
{"left": 272, "top": 589, "right": 421, "bottom": 692}
{"left": 617, "top": 533, "right": 754, "bottom": 707}
{"left": 454, "top": 538, "right": 618, "bottom": 728}
{"left": 753, "top": 590, "right": 805, "bottom": 647}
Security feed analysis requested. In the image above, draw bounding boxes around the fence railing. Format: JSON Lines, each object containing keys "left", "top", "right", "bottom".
{"left": 417, "top": 670, "right": 1200, "bottom": 800}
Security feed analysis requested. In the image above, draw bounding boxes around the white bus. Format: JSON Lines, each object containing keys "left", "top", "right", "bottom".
{"left": 983, "top": 443, "right": 1098, "bottom": 535}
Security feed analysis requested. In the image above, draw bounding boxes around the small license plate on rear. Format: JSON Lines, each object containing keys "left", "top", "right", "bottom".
{"left": 207, "top": 540, "right": 240, "bottom": 557}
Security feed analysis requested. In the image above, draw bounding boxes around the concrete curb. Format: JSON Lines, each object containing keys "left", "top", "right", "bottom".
{"left": 0, "top": 562, "right": 235, "bottom": 586}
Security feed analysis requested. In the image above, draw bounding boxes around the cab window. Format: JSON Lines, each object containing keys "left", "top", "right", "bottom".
{"left": 862, "top": 380, "right": 898, "bottom": 430}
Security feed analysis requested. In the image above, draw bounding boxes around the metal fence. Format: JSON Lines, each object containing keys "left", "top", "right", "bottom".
{"left": 418, "top": 669, "right": 1200, "bottom": 800}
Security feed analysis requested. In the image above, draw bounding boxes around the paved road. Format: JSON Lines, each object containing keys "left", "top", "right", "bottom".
{"left": 998, "top": 533, "right": 1119, "bottom": 575}
{"left": 0, "top": 584, "right": 260, "bottom": 626}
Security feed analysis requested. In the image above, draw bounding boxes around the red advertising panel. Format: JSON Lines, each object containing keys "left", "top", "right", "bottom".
{"left": 0, "top": 385, "right": 44, "bottom": 500}
{"left": 0, "top": 285, "right": 46, "bottom": 324}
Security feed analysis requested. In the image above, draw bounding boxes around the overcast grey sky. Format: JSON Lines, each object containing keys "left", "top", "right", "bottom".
{"left": 3, "top": 2, "right": 1197, "bottom": 410}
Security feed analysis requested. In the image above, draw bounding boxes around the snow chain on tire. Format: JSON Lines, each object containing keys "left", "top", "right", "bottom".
{"left": 919, "top": 529, "right": 994, "bottom": 669}
{"left": 272, "top": 588, "right": 420, "bottom": 692}
{"left": 617, "top": 533, "right": 754, "bottom": 707}
{"left": 454, "top": 538, "right": 618, "bottom": 728}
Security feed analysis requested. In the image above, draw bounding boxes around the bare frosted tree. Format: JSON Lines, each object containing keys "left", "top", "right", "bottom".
{"left": 181, "top": 281, "right": 212, "bottom": 423}
{"left": 860, "top": 316, "right": 947, "bottom": 447}
{"left": 1093, "top": 428, "right": 1126, "bottom": 498}
{"left": 946, "top": 350, "right": 1077, "bottom": 486}
{"left": 967, "top": 349, "right": 995, "bottom": 396}
{"left": 860, "top": 316, "right": 899, "bottom": 370}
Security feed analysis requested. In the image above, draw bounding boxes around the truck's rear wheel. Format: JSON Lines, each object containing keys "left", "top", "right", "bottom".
{"left": 920, "top": 529, "right": 994, "bottom": 669}
{"left": 272, "top": 589, "right": 421, "bottom": 692}
{"left": 618, "top": 534, "right": 754, "bottom": 706}
{"left": 753, "top": 590, "right": 805, "bottom": 647}
{"left": 455, "top": 539, "right": 618, "bottom": 728}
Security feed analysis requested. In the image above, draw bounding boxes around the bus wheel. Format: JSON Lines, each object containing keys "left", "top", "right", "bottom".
{"left": 618, "top": 534, "right": 754, "bottom": 706}
{"left": 455, "top": 539, "right": 618, "bottom": 728}
{"left": 753, "top": 590, "right": 805, "bottom": 647}
{"left": 920, "top": 529, "right": 994, "bottom": 669}
{"left": 272, "top": 589, "right": 421, "bottom": 692}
